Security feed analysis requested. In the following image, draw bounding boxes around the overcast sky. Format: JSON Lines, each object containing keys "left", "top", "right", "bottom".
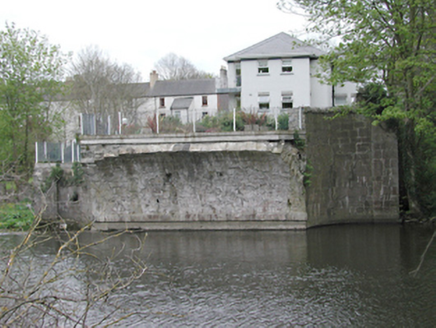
{"left": 1, "top": 0, "right": 306, "bottom": 81}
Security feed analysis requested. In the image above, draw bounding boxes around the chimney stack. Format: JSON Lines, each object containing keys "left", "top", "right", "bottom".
{"left": 150, "top": 70, "right": 158, "bottom": 88}
{"left": 219, "top": 66, "right": 228, "bottom": 89}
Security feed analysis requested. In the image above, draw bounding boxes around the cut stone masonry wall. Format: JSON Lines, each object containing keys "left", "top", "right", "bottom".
{"left": 305, "top": 110, "right": 399, "bottom": 226}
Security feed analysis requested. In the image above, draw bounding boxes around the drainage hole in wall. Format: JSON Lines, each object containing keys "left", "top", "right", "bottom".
{"left": 70, "top": 191, "right": 79, "bottom": 202}
{"left": 156, "top": 199, "right": 160, "bottom": 203}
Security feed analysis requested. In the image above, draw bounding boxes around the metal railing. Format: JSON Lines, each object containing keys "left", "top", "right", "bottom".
{"left": 35, "top": 140, "right": 80, "bottom": 164}
{"left": 78, "top": 107, "right": 305, "bottom": 136}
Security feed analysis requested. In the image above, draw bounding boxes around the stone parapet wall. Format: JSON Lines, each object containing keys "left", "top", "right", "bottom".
{"left": 305, "top": 110, "right": 399, "bottom": 226}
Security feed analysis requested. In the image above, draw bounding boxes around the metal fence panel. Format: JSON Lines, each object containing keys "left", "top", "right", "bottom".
{"left": 81, "top": 113, "right": 96, "bottom": 135}
{"left": 35, "top": 141, "right": 80, "bottom": 163}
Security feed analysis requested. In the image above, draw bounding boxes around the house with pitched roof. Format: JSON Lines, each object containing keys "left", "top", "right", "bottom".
{"left": 222, "top": 32, "right": 357, "bottom": 111}
{"left": 57, "top": 33, "right": 357, "bottom": 138}
{"left": 137, "top": 70, "right": 226, "bottom": 124}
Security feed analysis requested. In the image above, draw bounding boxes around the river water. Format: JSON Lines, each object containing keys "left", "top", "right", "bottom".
{"left": 1, "top": 224, "right": 436, "bottom": 327}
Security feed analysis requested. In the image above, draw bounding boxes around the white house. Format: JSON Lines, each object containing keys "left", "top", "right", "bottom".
{"left": 53, "top": 33, "right": 358, "bottom": 139}
{"left": 222, "top": 32, "right": 357, "bottom": 111}
{"left": 138, "top": 71, "right": 225, "bottom": 124}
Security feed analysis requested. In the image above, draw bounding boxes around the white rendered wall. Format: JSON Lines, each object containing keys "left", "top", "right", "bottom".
{"left": 238, "top": 58, "right": 312, "bottom": 109}
{"left": 138, "top": 95, "right": 218, "bottom": 124}
{"left": 227, "top": 57, "right": 358, "bottom": 110}
{"left": 310, "top": 60, "right": 332, "bottom": 108}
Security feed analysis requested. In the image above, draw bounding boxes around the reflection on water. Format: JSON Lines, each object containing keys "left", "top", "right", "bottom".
{"left": 1, "top": 224, "right": 436, "bottom": 327}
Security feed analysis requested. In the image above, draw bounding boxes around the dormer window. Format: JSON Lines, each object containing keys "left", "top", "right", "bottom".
{"left": 258, "top": 60, "right": 269, "bottom": 74}
{"left": 282, "top": 59, "right": 293, "bottom": 73}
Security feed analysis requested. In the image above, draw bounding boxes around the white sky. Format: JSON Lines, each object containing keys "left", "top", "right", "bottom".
{"left": 1, "top": 0, "right": 306, "bottom": 82}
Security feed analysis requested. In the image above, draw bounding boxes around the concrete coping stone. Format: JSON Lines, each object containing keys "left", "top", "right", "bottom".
{"left": 80, "top": 131, "right": 303, "bottom": 146}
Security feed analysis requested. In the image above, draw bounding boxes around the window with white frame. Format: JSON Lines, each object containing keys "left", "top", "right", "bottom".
{"left": 202, "top": 95, "right": 208, "bottom": 106}
{"left": 159, "top": 97, "right": 165, "bottom": 107}
{"left": 282, "top": 59, "right": 293, "bottom": 73}
{"left": 282, "top": 91, "right": 293, "bottom": 108}
{"left": 258, "top": 60, "right": 269, "bottom": 74}
{"left": 258, "top": 92, "right": 270, "bottom": 109}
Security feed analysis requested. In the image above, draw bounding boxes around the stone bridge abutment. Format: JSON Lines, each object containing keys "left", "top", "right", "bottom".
{"left": 34, "top": 112, "right": 400, "bottom": 230}
{"left": 78, "top": 132, "right": 308, "bottom": 230}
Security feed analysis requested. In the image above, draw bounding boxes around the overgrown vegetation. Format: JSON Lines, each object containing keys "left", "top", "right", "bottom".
{"left": 278, "top": 113, "right": 289, "bottom": 130}
{"left": 0, "top": 202, "right": 34, "bottom": 231}
{"left": 41, "top": 163, "right": 85, "bottom": 193}
{"left": 303, "top": 161, "right": 313, "bottom": 188}
{"left": 293, "top": 130, "right": 305, "bottom": 151}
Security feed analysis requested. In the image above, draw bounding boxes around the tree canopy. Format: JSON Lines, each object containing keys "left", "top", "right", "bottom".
{"left": 279, "top": 0, "right": 436, "bottom": 216}
{"left": 0, "top": 23, "right": 69, "bottom": 174}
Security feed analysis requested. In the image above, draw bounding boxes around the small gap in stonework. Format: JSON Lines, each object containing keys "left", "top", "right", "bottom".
{"left": 156, "top": 199, "right": 160, "bottom": 203}
{"left": 70, "top": 191, "right": 79, "bottom": 202}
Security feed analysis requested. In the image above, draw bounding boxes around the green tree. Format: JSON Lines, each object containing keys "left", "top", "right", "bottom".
{"left": 0, "top": 23, "right": 68, "bottom": 175}
{"left": 279, "top": 0, "right": 436, "bottom": 216}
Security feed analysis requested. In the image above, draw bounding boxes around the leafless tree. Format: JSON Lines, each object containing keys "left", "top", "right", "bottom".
{"left": 69, "top": 46, "right": 145, "bottom": 130}
{"left": 154, "top": 53, "right": 214, "bottom": 80}
{"left": 0, "top": 197, "right": 147, "bottom": 326}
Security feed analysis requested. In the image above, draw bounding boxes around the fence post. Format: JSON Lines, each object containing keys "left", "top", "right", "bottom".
{"left": 193, "top": 108, "right": 196, "bottom": 133}
{"left": 93, "top": 114, "right": 97, "bottom": 136}
{"left": 299, "top": 107, "right": 302, "bottom": 130}
{"left": 61, "top": 142, "right": 65, "bottom": 163}
{"left": 107, "top": 115, "right": 111, "bottom": 135}
{"left": 118, "top": 112, "right": 122, "bottom": 134}
{"left": 44, "top": 142, "right": 47, "bottom": 162}
{"left": 80, "top": 113, "right": 84, "bottom": 135}
{"left": 233, "top": 108, "right": 236, "bottom": 132}
{"left": 275, "top": 107, "right": 278, "bottom": 130}
{"left": 156, "top": 109, "right": 160, "bottom": 134}
{"left": 72, "top": 140, "right": 75, "bottom": 163}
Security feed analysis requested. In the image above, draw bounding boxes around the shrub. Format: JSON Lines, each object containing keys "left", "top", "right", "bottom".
{"left": 219, "top": 111, "right": 244, "bottom": 132}
{"left": 240, "top": 112, "right": 267, "bottom": 126}
{"left": 0, "top": 202, "right": 34, "bottom": 231}
{"left": 278, "top": 113, "right": 289, "bottom": 130}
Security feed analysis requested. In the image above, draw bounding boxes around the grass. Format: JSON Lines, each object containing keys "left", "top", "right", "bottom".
{"left": 0, "top": 202, "right": 35, "bottom": 231}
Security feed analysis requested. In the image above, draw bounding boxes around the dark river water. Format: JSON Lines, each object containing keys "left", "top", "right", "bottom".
{"left": 1, "top": 224, "right": 436, "bottom": 327}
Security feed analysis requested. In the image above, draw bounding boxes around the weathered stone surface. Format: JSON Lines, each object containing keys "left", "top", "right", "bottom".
{"left": 305, "top": 111, "right": 399, "bottom": 226}
{"left": 84, "top": 144, "right": 307, "bottom": 228}
{"left": 35, "top": 113, "right": 400, "bottom": 230}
